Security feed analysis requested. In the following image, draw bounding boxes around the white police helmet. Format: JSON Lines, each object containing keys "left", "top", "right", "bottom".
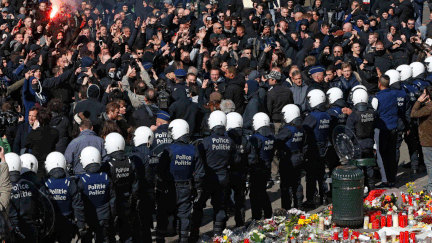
{"left": 410, "top": 62, "right": 425, "bottom": 78}
{"left": 282, "top": 104, "right": 301, "bottom": 124}
{"left": 20, "top": 153, "right": 38, "bottom": 174}
{"left": 371, "top": 97, "right": 379, "bottom": 110}
{"left": 45, "top": 151, "right": 67, "bottom": 173}
{"left": 5, "top": 152, "right": 21, "bottom": 172}
{"left": 351, "top": 85, "right": 367, "bottom": 92}
{"left": 396, "top": 64, "right": 412, "bottom": 81}
{"left": 307, "top": 89, "right": 326, "bottom": 108}
{"left": 326, "top": 87, "right": 344, "bottom": 105}
{"left": 226, "top": 112, "right": 243, "bottom": 130}
{"left": 385, "top": 69, "right": 401, "bottom": 86}
{"left": 133, "top": 126, "right": 154, "bottom": 147}
{"left": 208, "top": 110, "right": 227, "bottom": 130}
{"left": 352, "top": 89, "right": 369, "bottom": 106}
{"left": 104, "top": 132, "right": 125, "bottom": 154}
{"left": 80, "top": 146, "right": 102, "bottom": 169}
{"left": 252, "top": 112, "right": 270, "bottom": 131}
{"left": 168, "top": 119, "right": 189, "bottom": 140}
{"left": 424, "top": 56, "right": 432, "bottom": 72}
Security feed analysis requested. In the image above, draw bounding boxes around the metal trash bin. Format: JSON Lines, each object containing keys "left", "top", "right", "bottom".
{"left": 332, "top": 165, "right": 364, "bottom": 228}
{"left": 348, "top": 158, "right": 376, "bottom": 167}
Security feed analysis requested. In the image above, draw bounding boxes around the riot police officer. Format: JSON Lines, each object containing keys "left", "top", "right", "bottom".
{"left": 102, "top": 132, "right": 138, "bottom": 243}
{"left": 129, "top": 126, "right": 154, "bottom": 242}
{"left": 42, "top": 151, "right": 86, "bottom": 243}
{"left": 424, "top": 56, "right": 432, "bottom": 83}
{"left": 248, "top": 112, "right": 275, "bottom": 220}
{"left": 275, "top": 104, "right": 304, "bottom": 210}
{"left": 191, "top": 111, "right": 235, "bottom": 241}
{"left": 225, "top": 112, "right": 256, "bottom": 227}
{"left": 20, "top": 153, "right": 41, "bottom": 188}
{"left": 302, "top": 89, "right": 331, "bottom": 208}
{"left": 77, "top": 146, "right": 115, "bottom": 243}
{"left": 398, "top": 64, "right": 422, "bottom": 174}
{"left": 386, "top": 70, "right": 412, "bottom": 173}
{"left": 156, "top": 119, "right": 204, "bottom": 243}
{"left": 410, "top": 62, "right": 430, "bottom": 90}
{"left": 346, "top": 89, "right": 376, "bottom": 192}
{"left": 326, "top": 87, "right": 348, "bottom": 185}
{"left": 6, "top": 152, "right": 43, "bottom": 242}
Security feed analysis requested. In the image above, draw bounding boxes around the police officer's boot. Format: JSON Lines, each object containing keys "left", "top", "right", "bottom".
{"left": 313, "top": 192, "right": 321, "bottom": 208}
{"left": 213, "top": 222, "right": 225, "bottom": 236}
{"left": 179, "top": 231, "right": 189, "bottom": 243}
{"left": 189, "top": 228, "right": 200, "bottom": 243}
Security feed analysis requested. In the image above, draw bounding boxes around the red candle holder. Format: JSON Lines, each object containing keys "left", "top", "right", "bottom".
{"left": 373, "top": 219, "right": 380, "bottom": 229}
{"left": 381, "top": 216, "right": 386, "bottom": 228}
{"left": 343, "top": 228, "right": 349, "bottom": 240}
{"left": 400, "top": 232, "right": 405, "bottom": 243}
{"left": 387, "top": 215, "right": 392, "bottom": 227}
{"left": 410, "top": 232, "right": 416, "bottom": 243}
{"left": 333, "top": 232, "right": 338, "bottom": 241}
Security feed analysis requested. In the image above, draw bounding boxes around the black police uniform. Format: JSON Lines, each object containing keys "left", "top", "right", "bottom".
{"left": 275, "top": 118, "right": 305, "bottom": 210}
{"left": 156, "top": 134, "right": 205, "bottom": 243}
{"left": 77, "top": 163, "right": 116, "bottom": 243}
{"left": 346, "top": 103, "right": 376, "bottom": 190}
{"left": 42, "top": 168, "right": 86, "bottom": 243}
{"left": 129, "top": 144, "right": 154, "bottom": 243}
{"left": 390, "top": 82, "right": 412, "bottom": 170}
{"left": 8, "top": 171, "right": 43, "bottom": 242}
{"left": 191, "top": 127, "right": 236, "bottom": 239}
{"left": 101, "top": 151, "right": 138, "bottom": 243}
{"left": 249, "top": 126, "right": 275, "bottom": 220}
{"left": 21, "top": 171, "right": 42, "bottom": 189}
{"left": 326, "top": 99, "right": 348, "bottom": 180}
{"left": 226, "top": 127, "right": 256, "bottom": 227}
{"left": 302, "top": 104, "right": 331, "bottom": 205}
{"left": 401, "top": 78, "right": 422, "bottom": 170}
{"left": 153, "top": 124, "right": 173, "bottom": 147}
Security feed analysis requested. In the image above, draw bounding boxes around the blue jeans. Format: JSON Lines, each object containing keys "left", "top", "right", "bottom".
{"left": 422, "top": 146, "right": 432, "bottom": 193}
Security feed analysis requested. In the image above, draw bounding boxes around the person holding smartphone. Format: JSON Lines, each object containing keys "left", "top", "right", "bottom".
{"left": 411, "top": 87, "right": 432, "bottom": 193}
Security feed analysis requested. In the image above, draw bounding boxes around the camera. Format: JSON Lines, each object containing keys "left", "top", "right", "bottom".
{"left": 111, "top": 80, "right": 118, "bottom": 88}
{"left": 157, "top": 90, "right": 170, "bottom": 109}
{"left": 0, "top": 111, "right": 18, "bottom": 137}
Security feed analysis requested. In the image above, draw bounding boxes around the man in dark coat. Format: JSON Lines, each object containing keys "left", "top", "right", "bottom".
{"left": 266, "top": 70, "right": 294, "bottom": 130}
{"left": 25, "top": 108, "right": 59, "bottom": 180}
{"left": 223, "top": 67, "right": 246, "bottom": 115}
{"left": 72, "top": 84, "right": 106, "bottom": 130}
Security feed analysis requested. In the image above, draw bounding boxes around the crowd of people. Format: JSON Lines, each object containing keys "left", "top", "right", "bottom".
{"left": 0, "top": 0, "right": 432, "bottom": 241}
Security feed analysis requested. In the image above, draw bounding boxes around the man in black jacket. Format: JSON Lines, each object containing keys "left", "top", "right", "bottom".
{"left": 72, "top": 84, "right": 105, "bottom": 131}
{"left": 13, "top": 106, "right": 38, "bottom": 154}
{"left": 169, "top": 88, "right": 200, "bottom": 136}
{"left": 223, "top": 66, "right": 245, "bottom": 114}
{"left": 266, "top": 70, "right": 294, "bottom": 131}
{"left": 132, "top": 89, "right": 160, "bottom": 127}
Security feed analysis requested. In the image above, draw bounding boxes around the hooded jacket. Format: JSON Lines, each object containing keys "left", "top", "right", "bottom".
{"left": 72, "top": 84, "right": 105, "bottom": 127}
{"left": 243, "top": 81, "right": 267, "bottom": 133}
{"left": 50, "top": 112, "right": 71, "bottom": 154}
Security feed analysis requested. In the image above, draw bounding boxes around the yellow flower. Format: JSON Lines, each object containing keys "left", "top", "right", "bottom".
{"left": 406, "top": 183, "right": 409, "bottom": 187}
{"left": 421, "top": 191, "right": 424, "bottom": 195}
{"left": 310, "top": 214, "right": 318, "bottom": 220}
{"left": 298, "top": 219, "right": 305, "bottom": 225}
{"left": 223, "top": 235, "right": 228, "bottom": 241}
{"left": 305, "top": 219, "right": 312, "bottom": 224}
